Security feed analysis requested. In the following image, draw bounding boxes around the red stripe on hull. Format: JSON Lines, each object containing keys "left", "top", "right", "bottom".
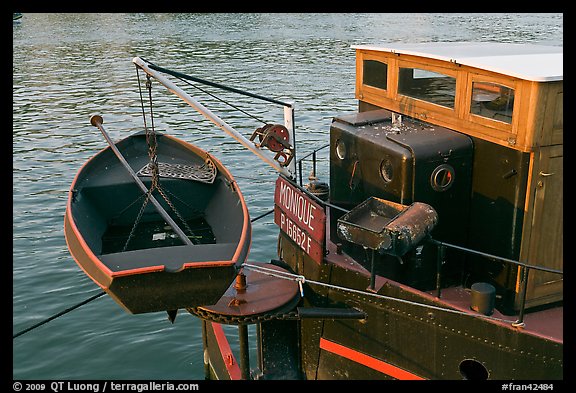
{"left": 211, "top": 322, "right": 242, "bottom": 380}
{"left": 319, "top": 338, "right": 425, "bottom": 380}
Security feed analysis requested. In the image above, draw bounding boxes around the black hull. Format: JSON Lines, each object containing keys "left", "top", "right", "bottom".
{"left": 200, "top": 230, "right": 562, "bottom": 380}
{"left": 276, "top": 233, "right": 562, "bottom": 380}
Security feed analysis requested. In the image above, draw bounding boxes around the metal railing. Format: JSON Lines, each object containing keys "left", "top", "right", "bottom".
{"left": 278, "top": 136, "right": 563, "bottom": 327}
{"left": 428, "top": 238, "right": 563, "bottom": 326}
{"left": 296, "top": 143, "right": 330, "bottom": 187}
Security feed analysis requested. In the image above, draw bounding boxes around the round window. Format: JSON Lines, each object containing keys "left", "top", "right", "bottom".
{"left": 335, "top": 139, "right": 346, "bottom": 160}
{"left": 430, "top": 164, "right": 455, "bottom": 192}
{"left": 380, "top": 158, "right": 394, "bottom": 183}
{"left": 459, "top": 359, "right": 489, "bottom": 380}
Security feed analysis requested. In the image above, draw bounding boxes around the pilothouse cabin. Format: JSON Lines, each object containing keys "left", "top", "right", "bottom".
{"left": 334, "top": 42, "right": 562, "bottom": 311}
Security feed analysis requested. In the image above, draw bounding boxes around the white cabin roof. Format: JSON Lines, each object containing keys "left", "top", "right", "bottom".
{"left": 352, "top": 42, "right": 563, "bottom": 82}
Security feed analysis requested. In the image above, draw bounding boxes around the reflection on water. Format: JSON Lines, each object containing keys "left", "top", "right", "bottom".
{"left": 13, "top": 13, "right": 562, "bottom": 379}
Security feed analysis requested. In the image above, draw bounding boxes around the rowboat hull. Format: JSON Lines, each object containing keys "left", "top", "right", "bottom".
{"left": 64, "top": 131, "right": 251, "bottom": 313}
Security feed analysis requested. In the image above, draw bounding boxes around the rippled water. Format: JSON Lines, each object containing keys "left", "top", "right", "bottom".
{"left": 13, "top": 13, "right": 562, "bottom": 380}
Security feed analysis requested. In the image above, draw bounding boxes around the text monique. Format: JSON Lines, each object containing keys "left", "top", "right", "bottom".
{"left": 278, "top": 181, "right": 317, "bottom": 232}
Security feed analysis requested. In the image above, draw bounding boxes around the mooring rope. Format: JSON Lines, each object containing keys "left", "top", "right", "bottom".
{"left": 13, "top": 291, "right": 106, "bottom": 339}
{"left": 13, "top": 209, "right": 276, "bottom": 340}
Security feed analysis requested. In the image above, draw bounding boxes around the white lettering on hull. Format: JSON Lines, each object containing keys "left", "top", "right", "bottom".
{"left": 279, "top": 181, "right": 317, "bottom": 232}
{"left": 280, "top": 212, "right": 312, "bottom": 254}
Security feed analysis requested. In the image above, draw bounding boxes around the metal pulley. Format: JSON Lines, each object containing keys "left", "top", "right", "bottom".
{"left": 250, "top": 123, "right": 294, "bottom": 167}
{"left": 254, "top": 124, "right": 290, "bottom": 152}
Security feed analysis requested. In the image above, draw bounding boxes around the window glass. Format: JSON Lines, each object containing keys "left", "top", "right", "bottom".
{"left": 363, "top": 60, "right": 388, "bottom": 90}
{"left": 470, "top": 82, "right": 514, "bottom": 124}
{"left": 398, "top": 67, "right": 456, "bottom": 108}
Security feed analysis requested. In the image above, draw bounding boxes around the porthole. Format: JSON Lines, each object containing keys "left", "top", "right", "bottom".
{"left": 335, "top": 139, "right": 347, "bottom": 160}
{"left": 430, "top": 164, "right": 455, "bottom": 192}
{"left": 380, "top": 158, "right": 394, "bottom": 183}
{"left": 459, "top": 359, "right": 489, "bottom": 380}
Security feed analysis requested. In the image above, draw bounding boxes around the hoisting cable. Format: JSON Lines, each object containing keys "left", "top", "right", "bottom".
{"left": 139, "top": 57, "right": 290, "bottom": 128}
{"left": 172, "top": 73, "right": 267, "bottom": 125}
{"left": 125, "top": 67, "right": 199, "bottom": 251}
{"left": 241, "top": 262, "right": 521, "bottom": 326}
{"left": 13, "top": 291, "right": 106, "bottom": 339}
{"left": 140, "top": 57, "right": 292, "bottom": 107}
{"left": 133, "top": 56, "right": 295, "bottom": 178}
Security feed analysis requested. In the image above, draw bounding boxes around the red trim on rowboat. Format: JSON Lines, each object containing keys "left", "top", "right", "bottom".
{"left": 211, "top": 322, "right": 242, "bottom": 380}
{"left": 319, "top": 338, "right": 425, "bottom": 380}
{"left": 65, "top": 166, "right": 115, "bottom": 277}
{"left": 66, "top": 202, "right": 165, "bottom": 278}
{"left": 165, "top": 134, "right": 252, "bottom": 268}
{"left": 64, "top": 213, "right": 110, "bottom": 289}
{"left": 67, "top": 133, "right": 251, "bottom": 278}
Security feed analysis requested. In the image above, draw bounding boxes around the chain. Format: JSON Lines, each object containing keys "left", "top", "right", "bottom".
{"left": 124, "top": 73, "right": 200, "bottom": 249}
{"left": 143, "top": 75, "right": 198, "bottom": 239}
{"left": 155, "top": 185, "right": 199, "bottom": 241}
{"left": 122, "top": 191, "right": 152, "bottom": 252}
{"left": 144, "top": 75, "right": 160, "bottom": 190}
{"left": 187, "top": 306, "right": 299, "bottom": 325}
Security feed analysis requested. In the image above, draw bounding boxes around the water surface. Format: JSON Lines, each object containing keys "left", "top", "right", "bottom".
{"left": 13, "top": 13, "right": 562, "bottom": 379}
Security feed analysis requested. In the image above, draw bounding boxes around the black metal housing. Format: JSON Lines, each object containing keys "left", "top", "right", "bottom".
{"left": 329, "top": 110, "right": 473, "bottom": 289}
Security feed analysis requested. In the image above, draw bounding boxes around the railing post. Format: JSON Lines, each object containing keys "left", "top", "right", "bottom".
{"left": 369, "top": 249, "right": 376, "bottom": 291}
{"left": 512, "top": 267, "right": 530, "bottom": 328}
{"left": 238, "top": 324, "right": 251, "bottom": 379}
{"left": 283, "top": 102, "right": 296, "bottom": 179}
{"left": 201, "top": 320, "right": 210, "bottom": 380}
{"left": 436, "top": 241, "right": 445, "bottom": 298}
{"left": 312, "top": 150, "right": 317, "bottom": 178}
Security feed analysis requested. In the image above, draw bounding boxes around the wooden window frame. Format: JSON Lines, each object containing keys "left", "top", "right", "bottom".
{"left": 395, "top": 59, "right": 461, "bottom": 114}
{"left": 464, "top": 73, "right": 521, "bottom": 135}
{"left": 356, "top": 52, "right": 391, "bottom": 103}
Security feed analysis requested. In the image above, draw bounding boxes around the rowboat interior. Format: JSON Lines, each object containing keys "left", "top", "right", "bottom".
{"left": 71, "top": 131, "right": 247, "bottom": 274}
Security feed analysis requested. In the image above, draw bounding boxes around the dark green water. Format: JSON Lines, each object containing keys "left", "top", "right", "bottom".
{"left": 13, "top": 13, "right": 562, "bottom": 380}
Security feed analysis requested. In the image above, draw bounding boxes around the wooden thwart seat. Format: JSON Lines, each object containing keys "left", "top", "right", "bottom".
{"left": 99, "top": 243, "right": 238, "bottom": 272}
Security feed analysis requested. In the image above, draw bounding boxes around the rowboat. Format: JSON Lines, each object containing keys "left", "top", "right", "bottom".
{"left": 64, "top": 119, "right": 251, "bottom": 314}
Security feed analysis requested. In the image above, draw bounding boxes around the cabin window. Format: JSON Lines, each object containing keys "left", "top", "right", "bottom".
{"left": 398, "top": 67, "right": 456, "bottom": 108}
{"left": 470, "top": 82, "right": 514, "bottom": 124}
{"left": 363, "top": 60, "right": 388, "bottom": 90}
